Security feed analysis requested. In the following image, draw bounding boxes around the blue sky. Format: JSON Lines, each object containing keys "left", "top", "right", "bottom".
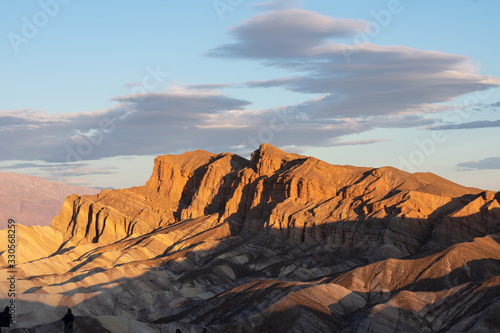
{"left": 1, "top": 0, "right": 500, "bottom": 190}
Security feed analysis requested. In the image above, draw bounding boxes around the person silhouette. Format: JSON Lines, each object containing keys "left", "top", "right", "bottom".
{"left": 176, "top": 329, "right": 182, "bottom": 333}
{"left": 0, "top": 306, "right": 10, "bottom": 333}
{"left": 61, "top": 308, "right": 75, "bottom": 333}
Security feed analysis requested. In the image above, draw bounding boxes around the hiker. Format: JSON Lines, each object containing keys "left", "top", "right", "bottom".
{"left": 62, "top": 308, "right": 75, "bottom": 333}
{"left": 0, "top": 306, "right": 10, "bottom": 333}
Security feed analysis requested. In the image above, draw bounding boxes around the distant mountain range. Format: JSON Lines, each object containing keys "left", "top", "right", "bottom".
{"left": 0, "top": 172, "right": 99, "bottom": 226}
{"left": 0, "top": 144, "right": 498, "bottom": 332}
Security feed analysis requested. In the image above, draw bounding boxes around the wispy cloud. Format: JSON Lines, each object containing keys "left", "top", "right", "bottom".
{"left": 0, "top": 161, "right": 118, "bottom": 184}
{"left": 124, "top": 81, "right": 142, "bottom": 88}
{"left": 457, "top": 157, "right": 500, "bottom": 170}
{"left": 0, "top": 162, "right": 88, "bottom": 170}
{"left": 489, "top": 101, "right": 500, "bottom": 108}
{"left": 330, "top": 139, "right": 389, "bottom": 146}
{"left": 253, "top": 0, "right": 303, "bottom": 11}
{"left": 187, "top": 83, "right": 237, "bottom": 90}
{"left": 428, "top": 119, "right": 500, "bottom": 130}
{"left": 41, "top": 166, "right": 119, "bottom": 177}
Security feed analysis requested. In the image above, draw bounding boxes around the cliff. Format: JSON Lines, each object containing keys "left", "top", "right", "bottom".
{"left": 52, "top": 143, "right": 494, "bottom": 256}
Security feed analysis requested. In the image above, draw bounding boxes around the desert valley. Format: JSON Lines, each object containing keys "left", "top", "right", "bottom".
{"left": 1, "top": 144, "right": 499, "bottom": 332}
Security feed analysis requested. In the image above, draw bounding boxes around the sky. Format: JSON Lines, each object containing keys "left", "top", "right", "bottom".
{"left": 1, "top": 0, "right": 500, "bottom": 190}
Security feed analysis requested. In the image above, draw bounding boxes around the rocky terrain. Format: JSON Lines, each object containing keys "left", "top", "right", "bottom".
{"left": 0, "top": 144, "right": 499, "bottom": 332}
{"left": 0, "top": 172, "right": 99, "bottom": 226}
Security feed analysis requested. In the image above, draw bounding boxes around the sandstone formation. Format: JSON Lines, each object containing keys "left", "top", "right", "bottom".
{"left": 0, "top": 172, "right": 99, "bottom": 226}
{"left": 0, "top": 144, "right": 498, "bottom": 332}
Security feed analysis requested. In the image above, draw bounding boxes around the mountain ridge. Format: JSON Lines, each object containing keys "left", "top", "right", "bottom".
{"left": 51, "top": 143, "right": 487, "bottom": 253}
{"left": 0, "top": 171, "right": 100, "bottom": 226}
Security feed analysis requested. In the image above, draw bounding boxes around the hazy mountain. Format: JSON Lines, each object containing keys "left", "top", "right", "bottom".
{"left": 0, "top": 144, "right": 498, "bottom": 332}
{"left": 0, "top": 172, "right": 100, "bottom": 226}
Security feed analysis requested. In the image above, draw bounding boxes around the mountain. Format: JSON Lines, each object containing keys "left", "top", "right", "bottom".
{"left": 0, "top": 144, "right": 499, "bottom": 332}
{"left": 0, "top": 172, "right": 100, "bottom": 226}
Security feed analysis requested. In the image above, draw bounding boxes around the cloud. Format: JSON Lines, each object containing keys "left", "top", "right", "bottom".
{"left": 124, "top": 82, "right": 142, "bottom": 88}
{"left": 186, "top": 83, "right": 236, "bottom": 90}
{"left": 330, "top": 139, "right": 389, "bottom": 146}
{"left": 209, "top": 9, "right": 500, "bottom": 118}
{"left": 428, "top": 119, "right": 500, "bottom": 130}
{"left": 42, "top": 166, "right": 119, "bottom": 177}
{"left": 489, "top": 101, "right": 500, "bottom": 108}
{"left": 112, "top": 88, "right": 250, "bottom": 114}
{"left": 56, "top": 177, "right": 93, "bottom": 186}
{"left": 0, "top": 161, "right": 118, "bottom": 184}
{"left": 457, "top": 157, "right": 500, "bottom": 170}
{"left": 253, "top": 0, "right": 303, "bottom": 10}
{"left": 0, "top": 87, "right": 257, "bottom": 162}
{"left": 0, "top": 89, "right": 435, "bottom": 165}
{"left": 209, "top": 9, "right": 366, "bottom": 59}
{"left": 0, "top": 162, "right": 88, "bottom": 170}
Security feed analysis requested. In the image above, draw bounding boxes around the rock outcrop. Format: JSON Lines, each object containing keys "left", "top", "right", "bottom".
{"left": 1, "top": 144, "right": 499, "bottom": 332}
{"left": 52, "top": 143, "right": 491, "bottom": 254}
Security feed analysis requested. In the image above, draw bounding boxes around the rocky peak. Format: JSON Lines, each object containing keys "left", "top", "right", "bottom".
{"left": 145, "top": 149, "right": 216, "bottom": 194}
{"left": 249, "top": 143, "right": 303, "bottom": 176}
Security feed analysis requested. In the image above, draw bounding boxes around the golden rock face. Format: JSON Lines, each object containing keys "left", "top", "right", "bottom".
{"left": 52, "top": 143, "right": 493, "bottom": 251}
